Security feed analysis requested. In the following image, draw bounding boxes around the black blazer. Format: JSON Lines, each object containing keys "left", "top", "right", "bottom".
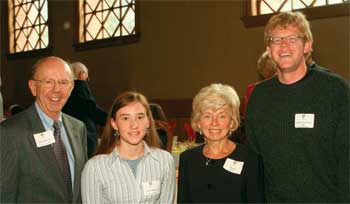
{"left": 63, "top": 80, "right": 107, "bottom": 155}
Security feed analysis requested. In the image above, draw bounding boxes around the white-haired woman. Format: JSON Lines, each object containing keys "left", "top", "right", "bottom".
{"left": 177, "top": 83, "right": 264, "bottom": 203}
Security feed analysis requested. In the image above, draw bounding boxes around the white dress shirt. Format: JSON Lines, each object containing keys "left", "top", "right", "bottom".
{"left": 81, "top": 141, "right": 176, "bottom": 204}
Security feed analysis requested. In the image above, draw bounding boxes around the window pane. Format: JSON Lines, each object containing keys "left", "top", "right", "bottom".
{"left": 86, "top": 0, "right": 99, "bottom": 12}
{"left": 121, "top": 0, "right": 130, "bottom": 6}
{"left": 105, "top": 13, "right": 119, "bottom": 35}
{"left": 293, "top": 0, "right": 307, "bottom": 9}
{"left": 281, "top": 1, "right": 292, "bottom": 11}
{"left": 256, "top": 0, "right": 348, "bottom": 15}
{"left": 86, "top": 14, "right": 101, "bottom": 38}
{"left": 41, "top": 0, "right": 48, "bottom": 20}
{"left": 106, "top": 0, "right": 115, "bottom": 7}
{"left": 328, "top": 0, "right": 344, "bottom": 3}
{"left": 313, "top": 0, "right": 326, "bottom": 7}
{"left": 28, "top": 26, "right": 40, "bottom": 47}
{"left": 41, "top": 25, "right": 49, "bottom": 46}
{"left": 8, "top": 0, "right": 49, "bottom": 53}
{"left": 79, "top": 0, "right": 136, "bottom": 43}
{"left": 123, "top": 7, "right": 135, "bottom": 35}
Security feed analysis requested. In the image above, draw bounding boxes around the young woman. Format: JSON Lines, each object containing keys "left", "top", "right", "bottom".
{"left": 81, "top": 91, "right": 176, "bottom": 204}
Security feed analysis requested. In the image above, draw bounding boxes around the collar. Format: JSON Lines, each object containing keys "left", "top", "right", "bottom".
{"left": 111, "top": 140, "right": 160, "bottom": 164}
{"left": 35, "top": 102, "right": 63, "bottom": 131}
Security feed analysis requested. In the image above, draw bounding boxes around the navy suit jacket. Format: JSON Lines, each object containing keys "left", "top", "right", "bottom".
{"left": 0, "top": 104, "right": 88, "bottom": 203}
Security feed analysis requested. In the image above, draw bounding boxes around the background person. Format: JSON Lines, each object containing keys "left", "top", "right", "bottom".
{"left": 150, "top": 103, "right": 173, "bottom": 151}
{"left": 63, "top": 61, "right": 107, "bottom": 158}
{"left": 246, "top": 11, "right": 349, "bottom": 203}
{"left": 241, "top": 50, "right": 277, "bottom": 118}
{"left": 177, "top": 83, "right": 264, "bottom": 203}
{"left": 0, "top": 56, "right": 88, "bottom": 203}
{"left": 6, "top": 104, "right": 25, "bottom": 117}
{"left": 238, "top": 51, "right": 278, "bottom": 144}
{"left": 81, "top": 91, "right": 176, "bottom": 204}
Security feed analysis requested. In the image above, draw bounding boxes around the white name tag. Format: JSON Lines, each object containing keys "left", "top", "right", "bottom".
{"left": 223, "top": 158, "right": 244, "bottom": 175}
{"left": 33, "top": 130, "right": 55, "bottom": 148}
{"left": 142, "top": 180, "right": 160, "bottom": 196}
{"left": 295, "top": 113, "right": 314, "bottom": 128}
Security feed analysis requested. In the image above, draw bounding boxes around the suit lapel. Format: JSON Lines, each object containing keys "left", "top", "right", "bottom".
{"left": 62, "top": 114, "right": 85, "bottom": 201}
{"left": 26, "top": 105, "right": 65, "bottom": 186}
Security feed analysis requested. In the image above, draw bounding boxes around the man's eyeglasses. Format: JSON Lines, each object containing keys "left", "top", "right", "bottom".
{"left": 33, "top": 79, "right": 72, "bottom": 89}
{"left": 268, "top": 35, "right": 304, "bottom": 45}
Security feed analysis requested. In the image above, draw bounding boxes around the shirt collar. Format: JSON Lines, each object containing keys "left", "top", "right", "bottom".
{"left": 111, "top": 140, "right": 160, "bottom": 163}
{"left": 35, "top": 102, "right": 63, "bottom": 131}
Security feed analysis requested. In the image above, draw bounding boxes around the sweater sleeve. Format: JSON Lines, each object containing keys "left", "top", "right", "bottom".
{"left": 177, "top": 152, "right": 191, "bottom": 203}
{"left": 245, "top": 149, "right": 265, "bottom": 203}
{"left": 334, "top": 80, "right": 350, "bottom": 202}
{"left": 245, "top": 90, "right": 260, "bottom": 155}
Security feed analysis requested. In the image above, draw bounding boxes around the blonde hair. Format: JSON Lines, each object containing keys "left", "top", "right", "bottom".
{"left": 257, "top": 51, "right": 277, "bottom": 79}
{"left": 264, "top": 11, "right": 313, "bottom": 45}
{"left": 191, "top": 83, "right": 240, "bottom": 133}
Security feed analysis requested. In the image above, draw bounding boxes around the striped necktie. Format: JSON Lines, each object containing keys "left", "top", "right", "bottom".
{"left": 53, "top": 120, "right": 72, "bottom": 201}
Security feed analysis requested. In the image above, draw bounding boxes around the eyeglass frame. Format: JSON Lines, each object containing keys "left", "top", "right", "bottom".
{"left": 32, "top": 79, "right": 73, "bottom": 89}
{"left": 267, "top": 34, "right": 305, "bottom": 45}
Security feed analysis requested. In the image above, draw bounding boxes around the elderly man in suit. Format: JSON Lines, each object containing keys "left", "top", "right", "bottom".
{"left": 0, "top": 56, "right": 88, "bottom": 203}
{"left": 63, "top": 62, "right": 107, "bottom": 158}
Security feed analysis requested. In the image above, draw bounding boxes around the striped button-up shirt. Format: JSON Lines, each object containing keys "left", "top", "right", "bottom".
{"left": 81, "top": 141, "right": 176, "bottom": 204}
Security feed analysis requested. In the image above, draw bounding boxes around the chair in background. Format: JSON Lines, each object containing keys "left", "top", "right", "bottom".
{"left": 184, "top": 122, "right": 196, "bottom": 141}
{"left": 168, "top": 120, "right": 177, "bottom": 135}
{"left": 167, "top": 120, "right": 177, "bottom": 151}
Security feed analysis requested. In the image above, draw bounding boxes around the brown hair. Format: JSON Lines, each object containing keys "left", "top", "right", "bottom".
{"left": 264, "top": 11, "right": 313, "bottom": 45}
{"left": 257, "top": 51, "right": 277, "bottom": 80}
{"left": 95, "top": 91, "right": 161, "bottom": 155}
{"left": 150, "top": 103, "right": 168, "bottom": 121}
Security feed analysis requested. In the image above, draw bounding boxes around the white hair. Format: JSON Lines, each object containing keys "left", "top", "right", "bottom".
{"left": 70, "top": 62, "right": 88, "bottom": 79}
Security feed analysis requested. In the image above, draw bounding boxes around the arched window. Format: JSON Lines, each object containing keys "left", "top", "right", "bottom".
{"left": 8, "top": 0, "right": 49, "bottom": 54}
{"left": 242, "top": 0, "right": 349, "bottom": 27}
{"left": 76, "top": 0, "right": 137, "bottom": 49}
{"left": 252, "top": 0, "right": 349, "bottom": 15}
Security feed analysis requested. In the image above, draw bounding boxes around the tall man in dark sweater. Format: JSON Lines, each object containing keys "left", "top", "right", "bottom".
{"left": 246, "top": 11, "right": 349, "bottom": 203}
{"left": 63, "top": 62, "right": 107, "bottom": 158}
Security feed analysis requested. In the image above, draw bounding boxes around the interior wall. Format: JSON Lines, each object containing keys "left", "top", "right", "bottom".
{"left": 1, "top": 1, "right": 349, "bottom": 114}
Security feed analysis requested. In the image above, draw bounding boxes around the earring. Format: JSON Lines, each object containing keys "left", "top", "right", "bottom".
{"left": 228, "top": 129, "right": 232, "bottom": 136}
{"left": 199, "top": 129, "right": 202, "bottom": 135}
{"left": 146, "top": 128, "right": 150, "bottom": 135}
{"left": 114, "top": 129, "right": 120, "bottom": 137}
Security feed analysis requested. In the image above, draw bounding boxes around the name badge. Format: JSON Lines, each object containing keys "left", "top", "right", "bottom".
{"left": 295, "top": 113, "right": 314, "bottom": 128}
{"left": 223, "top": 158, "right": 244, "bottom": 175}
{"left": 142, "top": 180, "right": 160, "bottom": 196}
{"left": 33, "top": 130, "right": 55, "bottom": 147}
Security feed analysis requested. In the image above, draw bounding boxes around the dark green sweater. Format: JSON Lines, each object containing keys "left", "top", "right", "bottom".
{"left": 246, "top": 65, "right": 350, "bottom": 203}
